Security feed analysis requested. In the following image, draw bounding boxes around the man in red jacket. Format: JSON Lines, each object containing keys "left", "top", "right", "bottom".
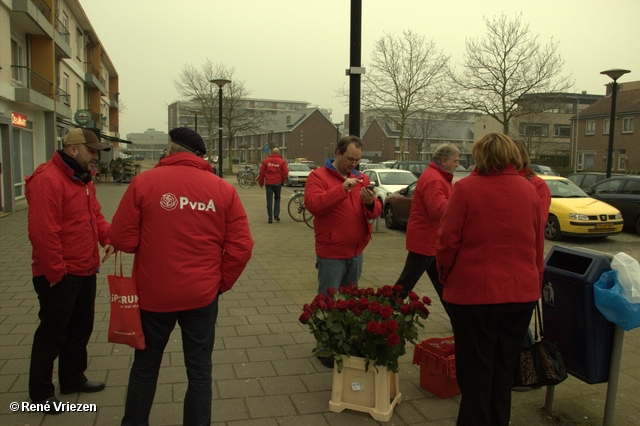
{"left": 258, "top": 147, "right": 288, "bottom": 223}
{"left": 108, "top": 127, "right": 253, "bottom": 426}
{"left": 305, "top": 136, "right": 382, "bottom": 294}
{"left": 26, "top": 127, "right": 114, "bottom": 413}
{"left": 395, "top": 143, "right": 459, "bottom": 319}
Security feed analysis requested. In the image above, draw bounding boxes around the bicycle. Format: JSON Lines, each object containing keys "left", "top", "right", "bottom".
{"left": 237, "top": 165, "right": 260, "bottom": 189}
{"left": 287, "top": 190, "right": 314, "bottom": 229}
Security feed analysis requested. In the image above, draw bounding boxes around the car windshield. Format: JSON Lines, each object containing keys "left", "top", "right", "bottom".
{"left": 378, "top": 172, "right": 417, "bottom": 185}
{"left": 545, "top": 179, "right": 588, "bottom": 198}
{"left": 289, "top": 164, "right": 311, "bottom": 171}
{"left": 535, "top": 165, "right": 557, "bottom": 175}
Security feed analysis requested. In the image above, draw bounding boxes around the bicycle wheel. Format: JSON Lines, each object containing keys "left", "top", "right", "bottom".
{"left": 238, "top": 172, "right": 252, "bottom": 189}
{"left": 236, "top": 170, "right": 245, "bottom": 183}
{"left": 303, "top": 207, "right": 314, "bottom": 229}
{"left": 288, "top": 193, "right": 305, "bottom": 222}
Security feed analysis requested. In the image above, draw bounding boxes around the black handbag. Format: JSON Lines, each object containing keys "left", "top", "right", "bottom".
{"left": 512, "top": 301, "right": 568, "bottom": 387}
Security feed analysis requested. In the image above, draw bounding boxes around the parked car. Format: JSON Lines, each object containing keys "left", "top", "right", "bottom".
{"left": 566, "top": 172, "right": 624, "bottom": 189}
{"left": 360, "top": 163, "right": 386, "bottom": 171}
{"left": 532, "top": 164, "right": 559, "bottom": 176}
{"left": 382, "top": 170, "right": 471, "bottom": 229}
{"left": 381, "top": 161, "right": 397, "bottom": 168}
{"left": 391, "top": 161, "right": 429, "bottom": 177}
{"left": 363, "top": 169, "right": 417, "bottom": 206}
{"left": 299, "top": 160, "right": 317, "bottom": 170}
{"left": 539, "top": 175, "right": 624, "bottom": 240}
{"left": 584, "top": 176, "right": 640, "bottom": 234}
{"left": 285, "top": 163, "right": 312, "bottom": 187}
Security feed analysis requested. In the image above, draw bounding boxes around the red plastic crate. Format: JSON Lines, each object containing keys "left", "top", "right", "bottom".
{"left": 413, "top": 337, "right": 460, "bottom": 399}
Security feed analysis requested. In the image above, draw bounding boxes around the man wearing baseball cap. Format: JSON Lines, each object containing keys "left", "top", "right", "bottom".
{"left": 25, "top": 127, "right": 114, "bottom": 413}
{"left": 109, "top": 127, "right": 254, "bottom": 426}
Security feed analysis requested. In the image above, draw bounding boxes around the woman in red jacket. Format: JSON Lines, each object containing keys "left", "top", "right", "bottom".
{"left": 436, "top": 133, "right": 545, "bottom": 426}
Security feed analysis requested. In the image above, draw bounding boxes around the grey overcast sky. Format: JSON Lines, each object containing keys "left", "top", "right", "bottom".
{"left": 79, "top": 0, "right": 640, "bottom": 136}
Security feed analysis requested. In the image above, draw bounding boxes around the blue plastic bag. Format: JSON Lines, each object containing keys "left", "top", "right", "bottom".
{"left": 593, "top": 270, "right": 640, "bottom": 332}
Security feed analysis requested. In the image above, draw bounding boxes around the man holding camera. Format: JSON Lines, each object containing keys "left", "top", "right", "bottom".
{"left": 304, "top": 135, "right": 382, "bottom": 296}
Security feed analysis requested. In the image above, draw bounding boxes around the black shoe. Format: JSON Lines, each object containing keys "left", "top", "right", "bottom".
{"left": 274, "top": 216, "right": 280, "bottom": 222}
{"left": 35, "top": 396, "right": 63, "bottom": 415}
{"left": 60, "top": 381, "right": 105, "bottom": 394}
{"left": 317, "top": 356, "right": 335, "bottom": 369}
{"left": 268, "top": 219, "right": 273, "bottom": 224}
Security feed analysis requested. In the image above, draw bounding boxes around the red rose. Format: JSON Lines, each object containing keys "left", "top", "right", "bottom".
{"left": 299, "top": 311, "right": 312, "bottom": 324}
{"left": 327, "top": 287, "right": 336, "bottom": 297}
{"left": 358, "top": 297, "right": 369, "bottom": 310}
{"left": 386, "top": 319, "right": 399, "bottom": 333}
{"left": 337, "top": 300, "right": 348, "bottom": 312}
{"left": 377, "top": 322, "right": 388, "bottom": 335}
{"left": 392, "top": 285, "right": 403, "bottom": 294}
{"left": 379, "top": 305, "right": 394, "bottom": 319}
{"left": 317, "top": 300, "right": 327, "bottom": 310}
{"left": 422, "top": 296, "right": 432, "bottom": 305}
{"left": 367, "top": 321, "right": 379, "bottom": 333}
{"left": 365, "top": 288, "right": 375, "bottom": 296}
{"left": 368, "top": 302, "right": 381, "bottom": 314}
{"left": 387, "top": 333, "right": 401, "bottom": 347}
{"left": 400, "top": 305, "right": 410, "bottom": 315}
{"left": 408, "top": 291, "right": 419, "bottom": 301}
{"left": 352, "top": 307, "right": 362, "bottom": 316}
{"left": 347, "top": 299, "right": 357, "bottom": 310}
{"left": 327, "top": 300, "right": 337, "bottom": 310}
{"left": 410, "top": 300, "right": 422, "bottom": 311}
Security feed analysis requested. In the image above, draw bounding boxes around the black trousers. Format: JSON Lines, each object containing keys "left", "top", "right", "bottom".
{"left": 29, "top": 274, "right": 96, "bottom": 402}
{"left": 395, "top": 251, "right": 453, "bottom": 320}
{"left": 450, "top": 303, "right": 535, "bottom": 426}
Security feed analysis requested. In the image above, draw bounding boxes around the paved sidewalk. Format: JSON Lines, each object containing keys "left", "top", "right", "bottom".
{"left": 1, "top": 178, "right": 639, "bottom": 425}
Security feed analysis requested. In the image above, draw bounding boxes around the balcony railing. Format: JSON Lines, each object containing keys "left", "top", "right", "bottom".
{"left": 30, "top": 0, "right": 51, "bottom": 20}
{"left": 11, "top": 66, "right": 52, "bottom": 97}
{"left": 54, "top": 15, "right": 70, "bottom": 45}
{"left": 85, "top": 62, "right": 100, "bottom": 79}
{"left": 56, "top": 86, "right": 71, "bottom": 105}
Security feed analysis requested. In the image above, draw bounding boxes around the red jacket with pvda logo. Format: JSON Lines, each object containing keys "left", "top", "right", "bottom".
{"left": 258, "top": 153, "right": 288, "bottom": 186}
{"left": 108, "top": 153, "right": 254, "bottom": 312}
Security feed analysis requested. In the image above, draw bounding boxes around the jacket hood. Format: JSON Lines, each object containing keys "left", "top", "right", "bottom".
{"left": 156, "top": 152, "right": 214, "bottom": 173}
{"left": 323, "top": 158, "right": 363, "bottom": 178}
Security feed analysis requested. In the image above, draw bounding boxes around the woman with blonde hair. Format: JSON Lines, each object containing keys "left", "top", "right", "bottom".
{"left": 436, "top": 133, "right": 545, "bottom": 426}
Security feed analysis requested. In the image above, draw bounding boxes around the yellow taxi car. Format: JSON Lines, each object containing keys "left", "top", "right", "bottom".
{"left": 540, "top": 176, "right": 624, "bottom": 240}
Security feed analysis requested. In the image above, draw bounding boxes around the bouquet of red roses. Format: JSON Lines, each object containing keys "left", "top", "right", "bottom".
{"left": 299, "top": 284, "right": 431, "bottom": 373}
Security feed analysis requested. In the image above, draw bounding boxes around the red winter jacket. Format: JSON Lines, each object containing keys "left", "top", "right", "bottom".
{"left": 108, "top": 153, "right": 254, "bottom": 312}
{"left": 258, "top": 153, "right": 288, "bottom": 186}
{"left": 26, "top": 151, "right": 110, "bottom": 284}
{"left": 436, "top": 165, "right": 544, "bottom": 305}
{"left": 406, "top": 162, "right": 453, "bottom": 256}
{"left": 304, "top": 159, "right": 382, "bottom": 259}
{"left": 518, "top": 169, "right": 551, "bottom": 217}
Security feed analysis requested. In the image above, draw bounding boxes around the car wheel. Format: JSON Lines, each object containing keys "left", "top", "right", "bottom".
{"left": 545, "top": 215, "right": 562, "bottom": 241}
{"left": 384, "top": 204, "right": 399, "bottom": 229}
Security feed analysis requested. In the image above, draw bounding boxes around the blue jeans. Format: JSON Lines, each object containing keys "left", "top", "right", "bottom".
{"left": 316, "top": 254, "right": 363, "bottom": 295}
{"left": 121, "top": 297, "right": 219, "bottom": 426}
{"left": 265, "top": 184, "right": 282, "bottom": 220}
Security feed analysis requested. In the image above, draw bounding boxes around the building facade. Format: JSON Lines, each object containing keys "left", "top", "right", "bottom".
{"left": 571, "top": 84, "right": 639, "bottom": 174}
{"left": 473, "top": 92, "right": 603, "bottom": 168}
{"left": 126, "top": 129, "right": 169, "bottom": 162}
{"left": 1, "top": 0, "right": 122, "bottom": 212}
{"left": 361, "top": 112, "right": 477, "bottom": 167}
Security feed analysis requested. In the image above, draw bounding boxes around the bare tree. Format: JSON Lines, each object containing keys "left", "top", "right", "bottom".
{"left": 404, "top": 111, "right": 442, "bottom": 161}
{"left": 447, "top": 13, "right": 573, "bottom": 135}
{"left": 174, "top": 60, "right": 272, "bottom": 173}
{"left": 339, "top": 30, "right": 449, "bottom": 159}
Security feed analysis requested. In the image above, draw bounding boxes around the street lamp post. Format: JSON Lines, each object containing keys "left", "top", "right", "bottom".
{"left": 600, "top": 68, "right": 630, "bottom": 178}
{"left": 210, "top": 78, "right": 231, "bottom": 177}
